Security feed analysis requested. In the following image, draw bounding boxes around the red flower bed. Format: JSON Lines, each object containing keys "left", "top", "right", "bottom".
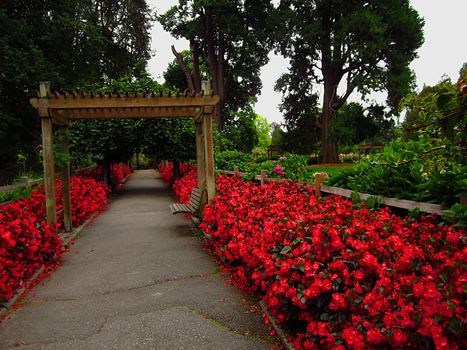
{"left": 0, "top": 176, "right": 109, "bottom": 303}
{"left": 201, "top": 176, "right": 466, "bottom": 350}
{"left": 122, "top": 163, "right": 131, "bottom": 178}
{"left": 55, "top": 177, "right": 109, "bottom": 227}
{"left": 0, "top": 192, "right": 61, "bottom": 302}
{"left": 111, "top": 164, "right": 124, "bottom": 185}
{"left": 159, "top": 162, "right": 197, "bottom": 203}
{"left": 173, "top": 167, "right": 197, "bottom": 203}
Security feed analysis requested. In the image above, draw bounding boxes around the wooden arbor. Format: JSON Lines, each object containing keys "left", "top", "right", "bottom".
{"left": 30, "top": 81, "right": 219, "bottom": 229}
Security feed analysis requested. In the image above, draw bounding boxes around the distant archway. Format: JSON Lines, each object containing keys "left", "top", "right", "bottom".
{"left": 30, "top": 81, "right": 219, "bottom": 229}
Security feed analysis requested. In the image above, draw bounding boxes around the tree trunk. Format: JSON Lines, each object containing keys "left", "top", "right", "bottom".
{"left": 320, "top": 82, "right": 339, "bottom": 163}
{"left": 204, "top": 11, "right": 224, "bottom": 130}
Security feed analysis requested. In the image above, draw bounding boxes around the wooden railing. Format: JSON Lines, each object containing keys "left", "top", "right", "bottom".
{"left": 220, "top": 168, "right": 446, "bottom": 215}
{"left": 0, "top": 177, "right": 43, "bottom": 193}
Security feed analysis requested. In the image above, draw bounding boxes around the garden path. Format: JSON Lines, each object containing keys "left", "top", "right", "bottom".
{"left": 0, "top": 169, "right": 271, "bottom": 350}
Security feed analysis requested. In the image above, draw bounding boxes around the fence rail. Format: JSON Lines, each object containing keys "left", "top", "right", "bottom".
{"left": 0, "top": 165, "right": 99, "bottom": 194}
{"left": 222, "top": 168, "right": 446, "bottom": 215}
{"left": 0, "top": 178, "right": 43, "bottom": 193}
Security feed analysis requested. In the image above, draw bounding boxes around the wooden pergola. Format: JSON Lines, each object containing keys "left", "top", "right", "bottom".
{"left": 30, "top": 81, "right": 219, "bottom": 231}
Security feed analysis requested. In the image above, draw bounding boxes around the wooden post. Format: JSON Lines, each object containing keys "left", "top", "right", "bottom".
{"left": 195, "top": 122, "right": 206, "bottom": 191}
{"left": 203, "top": 114, "right": 215, "bottom": 201}
{"left": 202, "top": 80, "right": 212, "bottom": 95}
{"left": 314, "top": 172, "right": 328, "bottom": 198}
{"left": 260, "top": 170, "right": 267, "bottom": 185}
{"left": 20, "top": 176, "right": 29, "bottom": 186}
{"left": 234, "top": 166, "right": 239, "bottom": 176}
{"left": 42, "top": 117, "right": 56, "bottom": 224}
{"left": 39, "top": 82, "right": 56, "bottom": 224}
{"left": 60, "top": 127, "right": 72, "bottom": 232}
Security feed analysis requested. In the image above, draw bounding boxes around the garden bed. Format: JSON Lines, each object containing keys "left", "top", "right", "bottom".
{"left": 163, "top": 164, "right": 466, "bottom": 350}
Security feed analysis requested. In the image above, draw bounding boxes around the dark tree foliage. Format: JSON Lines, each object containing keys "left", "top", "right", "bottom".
{"left": 0, "top": 0, "right": 152, "bottom": 170}
{"left": 70, "top": 75, "right": 197, "bottom": 166}
{"left": 331, "top": 102, "right": 396, "bottom": 147}
{"left": 221, "top": 102, "right": 259, "bottom": 153}
{"left": 278, "top": 0, "right": 424, "bottom": 162}
{"left": 159, "top": 0, "right": 275, "bottom": 128}
{"left": 275, "top": 61, "right": 321, "bottom": 154}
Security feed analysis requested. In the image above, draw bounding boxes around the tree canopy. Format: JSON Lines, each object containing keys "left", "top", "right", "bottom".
{"left": 159, "top": 0, "right": 275, "bottom": 128}
{"left": 277, "top": 0, "right": 424, "bottom": 162}
{"left": 0, "top": 0, "right": 152, "bottom": 169}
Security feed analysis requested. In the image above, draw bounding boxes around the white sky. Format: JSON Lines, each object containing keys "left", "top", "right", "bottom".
{"left": 147, "top": 0, "right": 467, "bottom": 124}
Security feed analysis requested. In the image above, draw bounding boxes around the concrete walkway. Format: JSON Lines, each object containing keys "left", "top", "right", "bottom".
{"left": 0, "top": 170, "right": 271, "bottom": 350}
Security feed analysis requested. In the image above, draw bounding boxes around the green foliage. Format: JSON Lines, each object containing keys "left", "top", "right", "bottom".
{"left": 0, "top": 187, "right": 33, "bottom": 204}
{"left": 329, "top": 137, "right": 465, "bottom": 206}
{"left": 141, "top": 119, "right": 196, "bottom": 162}
{"left": 254, "top": 115, "right": 271, "bottom": 148}
{"left": 214, "top": 151, "right": 345, "bottom": 182}
{"left": 443, "top": 204, "right": 467, "bottom": 228}
{"left": 270, "top": 123, "right": 285, "bottom": 149}
{"left": 401, "top": 77, "right": 466, "bottom": 144}
{"left": 70, "top": 75, "right": 196, "bottom": 165}
{"left": 331, "top": 102, "right": 396, "bottom": 147}
{"left": 215, "top": 150, "right": 254, "bottom": 171}
{"left": 221, "top": 103, "right": 259, "bottom": 153}
{"left": 0, "top": 0, "right": 152, "bottom": 169}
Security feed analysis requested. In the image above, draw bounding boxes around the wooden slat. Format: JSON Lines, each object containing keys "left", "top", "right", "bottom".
{"left": 248, "top": 170, "right": 445, "bottom": 215}
{"left": 32, "top": 95, "right": 220, "bottom": 110}
{"left": 60, "top": 127, "right": 72, "bottom": 232}
{"left": 320, "top": 185, "right": 445, "bottom": 214}
{"left": 221, "top": 170, "right": 247, "bottom": 177}
{"left": 203, "top": 114, "right": 215, "bottom": 201}
{"left": 0, "top": 179, "right": 43, "bottom": 193}
{"left": 195, "top": 122, "right": 206, "bottom": 191}
{"left": 50, "top": 107, "right": 198, "bottom": 120}
{"left": 170, "top": 203, "right": 196, "bottom": 214}
{"left": 253, "top": 175, "right": 286, "bottom": 184}
{"left": 41, "top": 117, "right": 56, "bottom": 224}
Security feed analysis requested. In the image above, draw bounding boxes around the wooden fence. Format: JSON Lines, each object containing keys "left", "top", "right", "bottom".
{"left": 0, "top": 177, "right": 43, "bottom": 193}
{"left": 0, "top": 165, "right": 99, "bottom": 196}
{"left": 220, "top": 168, "right": 446, "bottom": 215}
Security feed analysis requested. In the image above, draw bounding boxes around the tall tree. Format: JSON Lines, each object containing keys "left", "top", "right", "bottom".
{"left": 159, "top": 0, "right": 275, "bottom": 128}
{"left": 0, "top": 0, "right": 152, "bottom": 170}
{"left": 278, "top": 0, "right": 424, "bottom": 162}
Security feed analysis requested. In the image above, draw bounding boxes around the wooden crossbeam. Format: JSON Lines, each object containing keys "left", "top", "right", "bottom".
{"left": 30, "top": 95, "right": 219, "bottom": 110}
{"left": 49, "top": 107, "right": 198, "bottom": 120}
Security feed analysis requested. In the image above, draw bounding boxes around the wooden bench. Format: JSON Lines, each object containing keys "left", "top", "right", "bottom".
{"left": 169, "top": 187, "right": 203, "bottom": 216}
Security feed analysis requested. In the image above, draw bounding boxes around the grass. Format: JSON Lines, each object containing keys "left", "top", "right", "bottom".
{"left": 308, "top": 164, "right": 354, "bottom": 178}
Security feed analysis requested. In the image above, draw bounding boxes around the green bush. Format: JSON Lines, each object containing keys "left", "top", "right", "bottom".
{"left": 328, "top": 138, "right": 465, "bottom": 206}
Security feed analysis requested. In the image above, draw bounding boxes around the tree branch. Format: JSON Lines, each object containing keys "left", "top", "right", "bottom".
{"left": 190, "top": 40, "right": 201, "bottom": 93}
{"left": 171, "top": 45, "right": 195, "bottom": 92}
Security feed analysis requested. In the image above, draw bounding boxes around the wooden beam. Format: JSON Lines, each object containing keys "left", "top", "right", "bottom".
{"left": 60, "top": 127, "right": 72, "bottom": 232}
{"left": 195, "top": 122, "right": 206, "bottom": 191}
{"left": 32, "top": 95, "right": 220, "bottom": 110}
{"left": 49, "top": 107, "right": 198, "bottom": 120}
{"left": 203, "top": 114, "right": 215, "bottom": 201}
{"left": 41, "top": 117, "right": 56, "bottom": 224}
{"left": 320, "top": 185, "right": 445, "bottom": 215}
{"left": 36, "top": 82, "right": 51, "bottom": 117}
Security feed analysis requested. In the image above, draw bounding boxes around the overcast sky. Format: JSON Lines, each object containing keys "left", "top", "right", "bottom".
{"left": 147, "top": 0, "right": 467, "bottom": 124}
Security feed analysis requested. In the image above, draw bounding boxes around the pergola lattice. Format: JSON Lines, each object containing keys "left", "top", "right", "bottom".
{"left": 30, "top": 81, "right": 219, "bottom": 230}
